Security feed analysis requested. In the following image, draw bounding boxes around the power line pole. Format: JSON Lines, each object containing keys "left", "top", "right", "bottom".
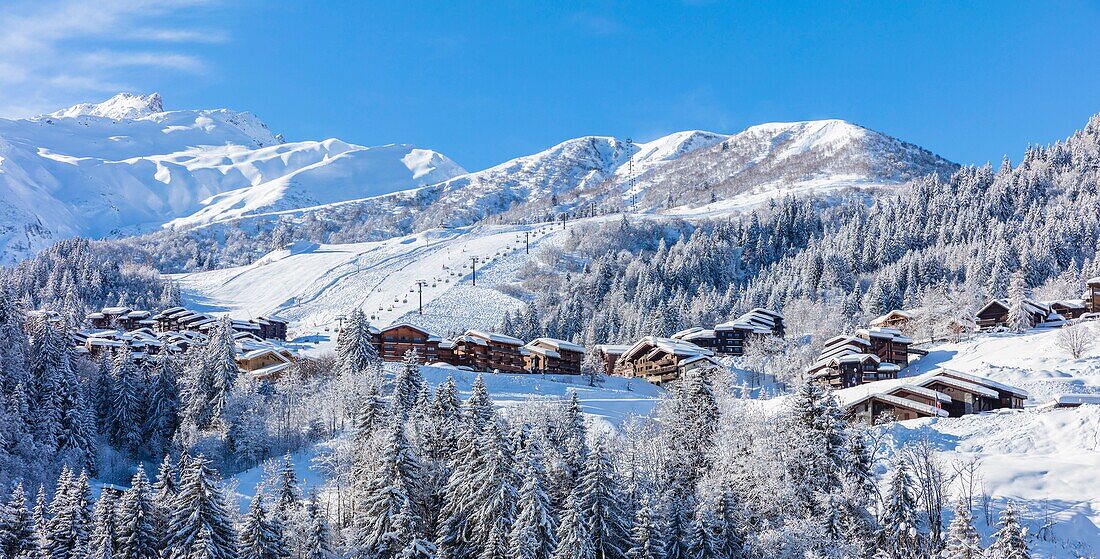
{"left": 470, "top": 256, "right": 480, "bottom": 286}
{"left": 414, "top": 279, "right": 428, "bottom": 315}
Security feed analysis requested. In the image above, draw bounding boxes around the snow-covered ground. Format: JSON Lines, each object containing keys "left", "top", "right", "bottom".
{"left": 906, "top": 326, "right": 1100, "bottom": 405}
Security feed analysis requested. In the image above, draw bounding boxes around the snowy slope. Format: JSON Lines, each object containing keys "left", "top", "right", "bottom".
{"left": 0, "top": 93, "right": 465, "bottom": 263}
{"left": 172, "top": 222, "right": 566, "bottom": 337}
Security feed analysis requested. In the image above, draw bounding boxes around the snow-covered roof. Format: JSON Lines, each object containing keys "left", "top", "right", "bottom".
{"left": 86, "top": 312, "right": 105, "bottom": 319}
{"left": 869, "top": 309, "right": 913, "bottom": 326}
{"left": 1087, "top": 277, "right": 1100, "bottom": 286}
{"left": 619, "top": 336, "right": 713, "bottom": 362}
{"left": 856, "top": 327, "right": 912, "bottom": 344}
{"left": 1037, "top": 394, "right": 1100, "bottom": 410}
{"left": 933, "top": 368, "right": 1028, "bottom": 399}
{"left": 527, "top": 337, "right": 585, "bottom": 354}
{"left": 101, "top": 306, "right": 131, "bottom": 315}
{"left": 239, "top": 347, "right": 292, "bottom": 362}
{"left": 465, "top": 330, "right": 525, "bottom": 347}
{"left": 714, "top": 307, "right": 782, "bottom": 333}
{"left": 126, "top": 310, "right": 151, "bottom": 319}
{"left": 834, "top": 378, "right": 951, "bottom": 418}
{"left": 595, "top": 344, "right": 631, "bottom": 355}
{"left": 245, "top": 362, "right": 293, "bottom": 379}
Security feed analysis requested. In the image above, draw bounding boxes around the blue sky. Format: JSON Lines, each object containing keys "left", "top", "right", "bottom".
{"left": 1, "top": 1, "right": 1098, "bottom": 171}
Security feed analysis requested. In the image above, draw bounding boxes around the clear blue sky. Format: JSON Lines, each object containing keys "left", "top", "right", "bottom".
{"left": 2, "top": 1, "right": 1099, "bottom": 171}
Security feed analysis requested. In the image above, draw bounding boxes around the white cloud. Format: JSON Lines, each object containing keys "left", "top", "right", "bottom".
{"left": 0, "top": 0, "right": 225, "bottom": 117}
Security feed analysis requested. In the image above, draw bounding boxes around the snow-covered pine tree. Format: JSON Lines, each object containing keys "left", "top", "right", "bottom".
{"left": 28, "top": 317, "right": 67, "bottom": 454}
{"left": 663, "top": 367, "right": 718, "bottom": 486}
{"left": 240, "top": 494, "right": 290, "bottom": 559}
{"left": 941, "top": 496, "right": 981, "bottom": 559}
{"left": 393, "top": 350, "right": 425, "bottom": 420}
{"left": 165, "top": 455, "right": 238, "bottom": 559}
{"left": 507, "top": 437, "right": 557, "bottom": 559}
{"left": 110, "top": 347, "right": 145, "bottom": 454}
{"left": 88, "top": 489, "right": 118, "bottom": 559}
{"left": 625, "top": 497, "right": 664, "bottom": 559}
{"left": 33, "top": 484, "right": 48, "bottom": 554}
{"left": 550, "top": 484, "right": 594, "bottom": 559}
{"left": 876, "top": 459, "right": 923, "bottom": 559}
{"left": 47, "top": 469, "right": 93, "bottom": 559}
{"left": 0, "top": 482, "right": 36, "bottom": 559}
{"left": 1006, "top": 271, "right": 1031, "bottom": 333}
{"left": 145, "top": 353, "right": 180, "bottom": 457}
{"left": 579, "top": 437, "right": 629, "bottom": 559}
{"left": 353, "top": 417, "right": 425, "bottom": 559}
{"left": 115, "top": 465, "right": 158, "bottom": 559}
{"left": 274, "top": 453, "right": 301, "bottom": 521}
{"left": 464, "top": 376, "right": 495, "bottom": 434}
{"left": 470, "top": 421, "right": 518, "bottom": 559}
{"left": 303, "top": 492, "right": 333, "bottom": 559}
{"left": 206, "top": 317, "right": 239, "bottom": 424}
{"left": 355, "top": 382, "right": 388, "bottom": 445}
{"left": 986, "top": 502, "right": 1029, "bottom": 559}
{"left": 336, "top": 309, "right": 379, "bottom": 376}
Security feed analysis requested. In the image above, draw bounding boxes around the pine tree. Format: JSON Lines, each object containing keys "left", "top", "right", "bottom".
{"left": 579, "top": 438, "right": 629, "bottom": 559}
{"left": 876, "top": 460, "right": 923, "bottom": 559}
{"left": 508, "top": 438, "right": 557, "bottom": 559}
{"left": 987, "top": 503, "right": 1029, "bottom": 559}
{"left": 465, "top": 376, "right": 495, "bottom": 434}
{"left": 625, "top": 498, "right": 663, "bottom": 559}
{"left": 274, "top": 453, "right": 301, "bottom": 521}
{"left": 47, "top": 469, "right": 93, "bottom": 559}
{"left": 1006, "top": 271, "right": 1031, "bottom": 333}
{"left": 0, "top": 482, "right": 36, "bottom": 559}
{"left": 355, "top": 383, "right": 388, "bottom": 445}
{"left": 550, "top": 485, "right": 594, "bottom": 559}
{"left": 165, "top": 455, "right": 238, "bottom": 559}
{"left": 146, "top": 354, "right": 180, "bottom": 457}
{"left": 206, "top": 318, "right": 239, "bottom": 424}
{"left": 110, "top": 347, "right": 144, "bottom": 453}
{"left": 470, "top": 422, "right": 518, "bottom": 559}
{"left": 240, "top": 494, "right": 289, "bottom": 559}
{"left": 941, "top": 496, "right": 981, "bottom": 559}
{"left": 303, "top": 492, "right": 333, "bottom": 559}
{"left": 393, "top": 351, "right": 425, "bottom": 420}
{"left": 116, "top": 465, "right": 158, "bottom": 559}
{"left": 336, "top": 309, "right": 379, "bottom": 376}
{"left": 355, "top": 418, "right": 424, "bottom": 559}
{"left": 88, "top": 489, "right": 118, "bottom": 559}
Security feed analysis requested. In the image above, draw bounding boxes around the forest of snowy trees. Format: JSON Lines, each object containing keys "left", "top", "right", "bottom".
{"left": 495, "top": 115, "right": 1100, "bottom": 375}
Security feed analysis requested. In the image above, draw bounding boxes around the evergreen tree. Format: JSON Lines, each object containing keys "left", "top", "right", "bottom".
{"left": 508, "top": 438, "right": 557, "bottom": 559}
{"left": 274, "top": 453, "right": 301, "bottom": 521}
{"left": 355, "top": 383, "right": 388, "bottom": 445}
{"left": 354, "top": 418, "right": 424, "bottom": 559}
{"left": 625, "top": 498, "right": 664, "bottom": 559}
{"left": 110, "top": 347, "right": 145, "bottom": 453}
{"left": 146, "top": 354, "right": 180, "bottom": 457}
{"left": 579, "top": 438, "right": 629, "bottom": 559}
{"left": 205, "top": 318, "right": 239, "bottom": 424}
{"left": 876, "top": 460, "right": 923, "bottom": 559}
{"left": 470, "top": 422, "right": 518, "bottom": 559}
{"left": 0, "top": 483, "right": 36, "bottom": 559}
{"left": 240, "top": 494, "right": 289, "bottom": 559}
{"left": 941, "top": 497, "right": 981, "bottom": 559}
{"left": 336, "top": 309, "right": 379, "bottom": 376}
{"left": 464, "top": 377, "right": 495, "bottom": 434}
{"left": 88, "top": 489, "right": 119, "bottom": 559}
{"left": 1006, "top": 271, "right": 1031, "bottom": 333}
{"left": 303, "top": 493, "right": 333, "bottom": 559}
{"left": 47, "top": 469, "right": 93, "bottom": 559}
{"left": 165, "top": 455, "right": 238, "bottom": 559}
{"left": 986, "top": 503, "right": 1029, "bottom": 559}
{"left": 550, "top": 485, "right": 594, "bottom": 559}
{"left": 393, "top": 351, "right": 425, "bottom": 420}
{"left": 116, "top": 465, "right": 158, "bottom": 559}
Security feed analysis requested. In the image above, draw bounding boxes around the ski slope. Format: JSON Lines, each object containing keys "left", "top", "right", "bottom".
{"left": 172, "top": 222, "right": 567, "bottom": 339}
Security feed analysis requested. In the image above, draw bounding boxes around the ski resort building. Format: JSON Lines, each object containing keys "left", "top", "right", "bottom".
{"left": 835, "top": 369, "right": 1027, "bottom": 424}
{"left": 523, "top": 337, "right": 585, "bottom": 375}
{"left": 711, "top": 307, "right": 785, "bottom": 356}
{"left": 975, "top": 298, "right": 1053, "bottom": 330}
{"left": 613, "top": 336, "right": 720, "bottom": 385}
{"left": 869, "top": 310, "right": 914, "bottom": 331}
{"left": 594, "top": 344, "right": 631, "bottom": 378}
{"left": 807, "top": 335, "right": 902, "bottom": 388}
{"left": 452, "top": 330, "right": 528, "bottom": 373}
{"left": 855, "top": 327, "right": 919, "bottom": 368}
{"left": 375, "top": 323, "right": 442, "bottom": 363}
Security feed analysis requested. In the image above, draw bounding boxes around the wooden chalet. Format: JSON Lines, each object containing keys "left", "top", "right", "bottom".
{"left": 376, "top": 323, "right": 443, "bottom": 363}
{"left": 855, "top": 327, "right": 917, "bottom": 368}
{"left": 1048, "top": 300, "right": 1088, "bottom": 321}
{"left": 613, "top": 336, "right": 719, "bottom": 385}
{"left": 807, "top": 334, "right": 902, "bottom": 388}
{"left": 1088, "top": 277, "right": 1100, "bottom": 313}
{"left": 236, "top": 347, "right": 294, "bottom": 380}
{"left": 712, "top": 308, "right": 784, "bottom": 356}
{"left": 594, "top": 344, "right": 630, "bottom": 378}
{"left": 834, "top": 369, "right": 1026, "bottom": 424}
{"left": 1037, "top": 394, "right": 1100, "bottom": 410}
{"left": 975, "top": 298, "right": 1052, "bottom": 330}
{"left": 453, "top": 330, "right": 527, "bottom": 373}
{"left": 670, "top": 327, "right": 717, "bottom": 349}
{"left": 253, "top": 316, "right": 289, "bottom": 340}
{"left": 523, "top": 337, "right": 585, "bottom": 375}
{"left": 869, "top": 310, "right": 913, "bottom": 331}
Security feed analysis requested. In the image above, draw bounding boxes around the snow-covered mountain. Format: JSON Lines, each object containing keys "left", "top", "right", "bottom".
{"left": 409, "top": 120, "right": 955, "bottom": 228}
{"left": 0, "top": 93, "right": 465, "bottom": 264}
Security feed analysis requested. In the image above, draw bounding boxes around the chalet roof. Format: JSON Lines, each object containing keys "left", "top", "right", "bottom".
{"left": 1037, "top": 394, "right": 1100, "bottom": 410}
{"left": 244, "top": 362, "right": 293, "bottom": 379}
{"left": 595, "top": 344, "right": 631, "bottom": 355}
{"left": 380, "top": 322, "right": 440, "bottom": 340}
{"left": 934, "top": 368, "right": 1029, "bottom": 399}
{"left": 527, "top": 337, "right": 585, "bottom": 354}
{"left": 238, "top": 347, "right": 292, "bottom": 362}
{"left": 619, "top": 336, "right": 713, "bottom": 362}
{"left": 834, "top": 378, "right": 951, "bottom": 418}
{"left": 869, "top": 310, "right": 913, "bottom": 326}
{"left": 258, "top": 315, "right": 289, "bottom": 324}
{"left": 525, "top": 345, "right": 560, "bottom": 359}
{"left": 856, "top": 327, "right": 913, "bottom": 344}
{"left": 126, "top": 310, "right": 151, "bottom": 319}
{"left": 715, "top": 307, "right": 782, "bottom": 333}
{"left": 977, "top": 298, "right": 1051, "bottom": 317}
{"left": 101, "top": 306, "right": 132, "bottom": 315}
{"left": 823, "top": 334, "right": 869, "bottom": 348}
{"left": 438, "top": 339, "right": 456, "bottom": 349}
{"left": 1045, "top": 299, "right": 1087, "bottom": 310}
{"left": 86, "top": 312, "right": 105, "bottom": 319}
{"left": 679, "top": 354, "right": 722, "bottom": 369}
{"left": 1087, "top": 277, "right": 1100, "bottom": 286}
{"left": 465, "top": 330, "right": 525, "bottom": 347}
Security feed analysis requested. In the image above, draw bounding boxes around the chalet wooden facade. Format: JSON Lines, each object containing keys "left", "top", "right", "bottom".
{"left": 523, "top": 337, "right": 584, "bottom": 375}
{"left": 869, "top": 310, "right": 913, "bottom": 331}
{"left": 1088, "top": 277, "right": 1100, "bottom": 312}
{"left": 855, "top": 327, "right": 914, "bottom": 368}
{"left": 975, "top": 298, "right": 1051, "bottom": 330}
{"left": 376, "top": 323, "right": 442, "bottom": 363}
{"left": 711, "top": 308, "right": 785, "bottom": 356}
{"left": 595, "top": 344, "right": 630, "bottom": 378}
{"left": 452, "top": 330, "right": 528, "bottom": 373}
{"left": 614, "top": 336, "right": 719, "bottom": 385}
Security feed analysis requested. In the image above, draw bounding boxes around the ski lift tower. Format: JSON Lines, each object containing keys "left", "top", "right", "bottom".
{"left": 626, "top": 137, "right": 637, "bottom": 213}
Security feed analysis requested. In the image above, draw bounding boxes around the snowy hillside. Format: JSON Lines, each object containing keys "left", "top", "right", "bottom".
{"left": 0, "top": 93, "right": 465, "bottom": 263}
{"left": 172, "top": 222, "right": 567, "bottom": 336}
